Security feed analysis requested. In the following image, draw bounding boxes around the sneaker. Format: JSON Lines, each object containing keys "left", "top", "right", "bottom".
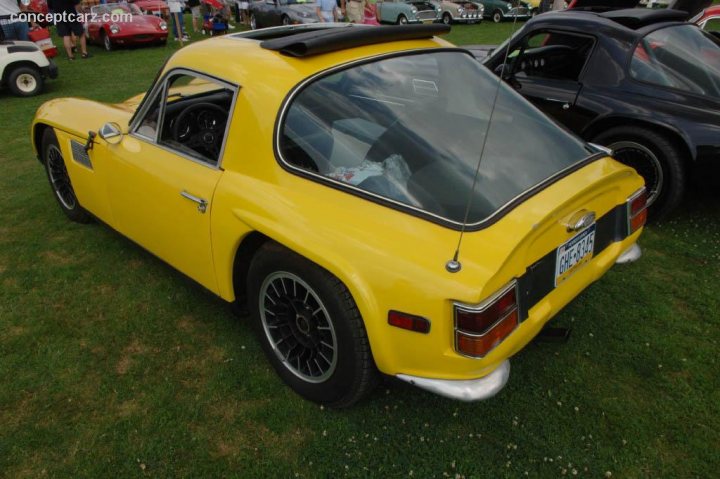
{"left": 81, "top": 52, "right": 91, "bottom": 59}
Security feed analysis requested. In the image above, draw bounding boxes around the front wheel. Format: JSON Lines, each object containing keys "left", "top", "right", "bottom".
{"left": 7, "top": 66, "right": 43, "bottom": 97}
{"left": 247, "top": 242, "right": 379, "bottom": 408}
{"left": 101, "top": 31, "right": 113, "bottom": 51}
{"left": 593, "top": 126, "right": 686, "bottom": 221}
{"left": 492, "top": 10, "right": 502, "bottom": 23}
{"left": 281, "top": 15, "right": 290, "bottom": 25}
{"left": 397, "top": 14, "right": 408, "bottom": 25}
{"left": 441, "top": 12, "right": 452, "bottom": 24}
{"left": 41, "top": 129, "right": 92, "bottom": 223}
{"left": 250, "top": 13, "right": 258, "bottom": 29}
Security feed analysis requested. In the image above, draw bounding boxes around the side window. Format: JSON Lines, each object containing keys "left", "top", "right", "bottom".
{"left": 514, "top": 31, "right": 594, "bottom": 82}
{"left": 134, "top": 71, "right": 235, "bottom": 166}
{"left": 703, "top": 18, "right": 720, "bottom": 32}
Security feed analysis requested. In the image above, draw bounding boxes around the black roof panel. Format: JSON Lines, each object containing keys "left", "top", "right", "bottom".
{"left": 598, "top": 8, "right": 688, "bottom": 28}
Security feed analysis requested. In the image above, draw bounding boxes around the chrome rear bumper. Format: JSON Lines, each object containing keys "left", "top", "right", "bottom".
{"left": 616, "top": 243, "right": 642, "bottom": 264}
{"left": 396, "top": 360, "right": 510, "bottom": 401}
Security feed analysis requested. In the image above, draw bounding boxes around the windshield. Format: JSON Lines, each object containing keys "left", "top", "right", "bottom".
{"left": 630, "top": 25, "right": 720, "bottom": 97}
{"left": 279, "top": 51, "right": 593, "bottom": 225}
{"left": 93, "top": 4, "right": 141, "bottom": 15}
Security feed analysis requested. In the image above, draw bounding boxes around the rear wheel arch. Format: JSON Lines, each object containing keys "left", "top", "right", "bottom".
{"left": 231, "top": 231, "right": 271, "bottom": 307}
{"left": 581, "top": 117, "right": 694, "bottom": 164}
{"left": 2, "top": 60, "right": 40, "bottom": 83}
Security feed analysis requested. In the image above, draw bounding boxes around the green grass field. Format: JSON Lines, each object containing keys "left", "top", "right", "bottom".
{"left": 1, "top": 21, "right": 719, "bottom": 478}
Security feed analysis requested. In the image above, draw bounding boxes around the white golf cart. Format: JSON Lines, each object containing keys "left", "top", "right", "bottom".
{"left": 0, "top": 15, "right": 58, "bottom": 96}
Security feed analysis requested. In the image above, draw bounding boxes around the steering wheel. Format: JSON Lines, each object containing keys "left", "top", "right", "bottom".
{"left": 172, "top": 102, "right": 229, "bottom": 161}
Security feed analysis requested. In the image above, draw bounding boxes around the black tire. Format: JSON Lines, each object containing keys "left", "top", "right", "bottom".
{"left": 247, "top": 242, "right": 379, "bottom": 408}
{"left": 101, "top": 30, "right": 113, "bottom": 51}
{"left": 281, "top": 15, "right": 290, "bottom": 26}
{"left": 41, "top": 129, "right": 92, "bottom": 224}
{"left": 593, "top": 126, "right": 685, "bottom": 221}
{"left": 492, "top": 10, "right": 502, "bottom": 23}
{"left": 397, "top": 14, "right": 408, "bottom": 25}
{"left": 442, "top": 12, "right": 452, "bottom": 24}
{"left": 7, "top": 66, "right": 43, "bottom": 97}
{"left": 250, "top": 13, "right": 258, "bottom": 29}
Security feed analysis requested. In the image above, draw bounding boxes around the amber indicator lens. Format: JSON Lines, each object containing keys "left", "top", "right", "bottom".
{"left": 456, "top": 309, "right": 519, "bottom": 358}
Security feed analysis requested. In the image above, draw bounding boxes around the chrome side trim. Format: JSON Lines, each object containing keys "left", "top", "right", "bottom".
{"left": 396, "top": 360, "right": 510, "bottom": 402}
{"left": 616, "top": 243, "right": 642, "bottom": 264}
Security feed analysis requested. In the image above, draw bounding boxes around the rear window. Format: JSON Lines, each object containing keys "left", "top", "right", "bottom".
{"left": 630, "top": 25, "right": 720, "bottom": 97}
{"left": 278, "top": 50, "right": 594, "bottom": 225}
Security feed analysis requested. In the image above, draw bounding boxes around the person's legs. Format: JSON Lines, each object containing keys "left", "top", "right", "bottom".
{"left": 62, "top": 35, "right": 74, "bottom": 58}
{"left": 13, "top": 21, "right": 30, "bottom": 41}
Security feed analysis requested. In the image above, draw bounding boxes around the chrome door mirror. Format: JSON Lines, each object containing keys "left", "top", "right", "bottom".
{"left": 99, "top": 122, "right": 124, "bottom": 145}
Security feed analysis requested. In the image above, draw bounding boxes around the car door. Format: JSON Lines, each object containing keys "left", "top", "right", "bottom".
{"left": 508, "top": 30, "right": 595, "bottom": 131}
{"left": 101, "top": 69, "right": 237, "bottom": 293}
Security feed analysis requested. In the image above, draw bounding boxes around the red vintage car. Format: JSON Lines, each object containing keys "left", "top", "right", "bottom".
{"left": 85, "top": 3, "right": 168, "bottom": 51}
{"left": 128, "top": 0, "right": 171, "bottom": 20}
{"left": 693, "top": 4, "right": 720, "bottom": 32}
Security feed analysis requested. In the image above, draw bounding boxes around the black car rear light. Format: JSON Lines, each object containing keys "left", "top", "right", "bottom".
{"left": 454, "top": 282, "right": 519, "bottom": 358}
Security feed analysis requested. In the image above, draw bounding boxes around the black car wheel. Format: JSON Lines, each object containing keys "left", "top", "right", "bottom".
{"left": 247, "top": 242, "right": 379, "bottom": 408}
{"left": 594, "top": 126, "right": 686, "bottom": 221}
{"left": 442, "top": 12, "right": 452, "bottom": 24}
{"left": 281, "top": 15, "right": 290, "bottom": 25}
{"left": 41, "top": 129, "right": 92, "bottom": 223}
{"left": 101, "top": 31, "right": 113, "bottom": 51}
{"left": 397, "top": 14, "right": 408, "bottom": 25}
{"left": 7, "top": 66, "right": 43, "bottom": 97}
{"left": 492, "top": 10, "right": 502, "bottom": 23}
{"left": 250, "top": 13, "right": 257, "bottom": 29}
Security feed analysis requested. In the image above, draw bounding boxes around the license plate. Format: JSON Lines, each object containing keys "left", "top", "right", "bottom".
{"left": 554, "top": 224, "right": 596, "bottom": 286}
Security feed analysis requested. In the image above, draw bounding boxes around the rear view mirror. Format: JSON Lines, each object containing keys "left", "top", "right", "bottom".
{"left": 99, "top": 122, "right": 125, "bottom": 145}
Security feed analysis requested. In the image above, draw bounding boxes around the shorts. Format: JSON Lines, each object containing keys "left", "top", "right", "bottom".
{"left": 346, "top": 0, "right": 363, "bottom": 23}
{"left": 191, "top": 6, "right": 201, "bottom": 18}
{"left": 55, "top": 20, "right": 84, "bottom": 37}
{"left": 320, "top": 10, "right": 333, "bottom": 22}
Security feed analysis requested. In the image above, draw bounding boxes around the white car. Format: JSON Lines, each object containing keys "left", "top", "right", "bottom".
{"left": 0, "top": 40, "right": 58, "bottom": 96}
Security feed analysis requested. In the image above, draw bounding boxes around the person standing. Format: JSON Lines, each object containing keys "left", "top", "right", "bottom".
{"left": 341, "top": 0, "right": 364, "bottom": 23}
{"left": 49, "top": 0, "right": 89, "bottom": 59}
{"left": 0, "top": 0, "right": 29, "bottom": 41}
{"left": 167, "top": 0, "right": 189, "bottom": 41}
{"left": 188, "top": 0, "right": 201, "bottom": 33}
{"left": 316, "top": 0, "right": 336, "bottom": 22}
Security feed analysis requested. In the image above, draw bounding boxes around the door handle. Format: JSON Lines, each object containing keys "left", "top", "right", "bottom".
{"left": 544, "top": 98, "right": 571, "bottom": 110}
{"left": 180, "top": 190, "right": 208, "bottom": 214}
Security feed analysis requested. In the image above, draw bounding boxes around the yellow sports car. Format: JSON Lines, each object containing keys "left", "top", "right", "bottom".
{"left": 31, "top": 24, "right": 646, "bottom": 407}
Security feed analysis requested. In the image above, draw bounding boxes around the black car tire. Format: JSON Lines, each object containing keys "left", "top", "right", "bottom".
{"left": 7, "top": 66, "right": 43, "bottom": 97}
{"left": 442, "top": 12, "right": 452, "bottom": 24}
{"left": 594, "top": 126, "right": 685, "bottom": 221}
{"left": 247, "top": 242, "right": 379, "bottom": 408}
{"left": 281, "top": 15, "right": 290, "bottom": 25}
{"left": 492, "top": 10, "right": 502, "bottom": 23}
{"left": 250, "top": 13, "right": 258, "bottom": 29}
{"left": 41, "top": 129, "right": 92, "bottom": 224}
{"left": 101, "top": 30, "right": 113, "bottom": 51}
{"left": 397, "top": 14, "right": 408, "bottom": 24}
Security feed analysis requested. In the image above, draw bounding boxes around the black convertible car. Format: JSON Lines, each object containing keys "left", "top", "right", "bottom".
{"left": 475, "top": 6, "right": 720, "bottom": 220}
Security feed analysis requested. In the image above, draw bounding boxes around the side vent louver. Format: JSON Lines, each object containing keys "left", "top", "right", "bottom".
{"left": 70, "top": 140, "right": 93, "bottom": 169}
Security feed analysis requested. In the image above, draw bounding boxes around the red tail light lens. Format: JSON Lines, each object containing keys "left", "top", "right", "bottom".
{"left": 454, "top": 282, "right": 519, "bottom": 358}
{"left": 627, "top": 188, "right": 648, "bottom": 234}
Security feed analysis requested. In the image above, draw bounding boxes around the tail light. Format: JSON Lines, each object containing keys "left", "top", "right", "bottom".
{"left": 454, "top": 282, "right": 519, "bottom": 358}
{"left": 627, "top": 187, "right": 648, "bottom": 235}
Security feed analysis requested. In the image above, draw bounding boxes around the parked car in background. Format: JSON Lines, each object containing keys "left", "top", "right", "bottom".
{"left": 480, "top": 8, "right": 720, "bottom": 219}
{"left": 693, "top": 4, "right": 720, "bottom": 33}
{"left": 478, "top": 0, "right": 531, "bottom": 23}
{"left": 128, "top": 0, "right": 170, "bottom": 19}
{"left": 85, "top": 3, "right": 168, "bottom": 51}
{"left": 249, "top": 0, "right": 319, "bottom": 29}
{"left": 30, "top": 24, "right": 646, "bottom": 407}
{"left": 377, "top": 0, "right": 440, "bottom": 24}
{"left": 0, "top": 36, "right": 57, "bottom": 96}
{"left": 435, "top": 0, "right": 484, "bottom": 24}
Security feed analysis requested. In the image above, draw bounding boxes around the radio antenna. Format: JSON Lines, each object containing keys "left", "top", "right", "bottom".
{"left": 446, "top": 12, "right": 522, "bottom": 273}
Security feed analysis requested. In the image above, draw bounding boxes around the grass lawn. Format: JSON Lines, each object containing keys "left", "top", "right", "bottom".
{"left": 1, "top": 20, "right": 719, "bottom": 478}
